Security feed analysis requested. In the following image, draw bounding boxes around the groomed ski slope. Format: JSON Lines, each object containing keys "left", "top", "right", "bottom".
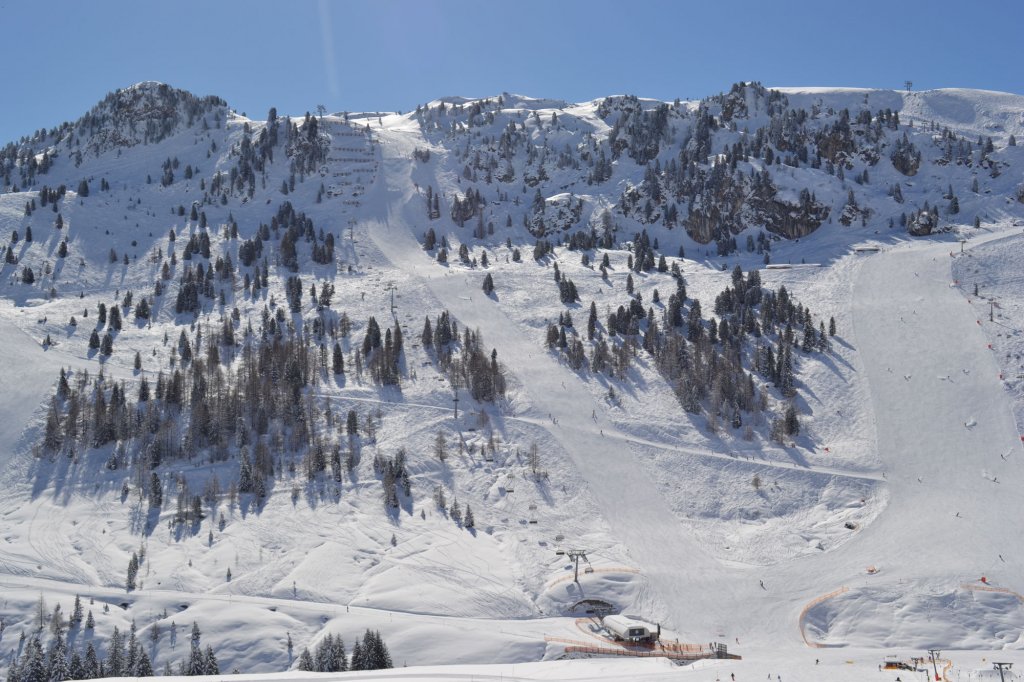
{"left": 2, "top": 86, "right": 1024, "bottom": 680}
{"left": 367, "top": 135, "right": 726, "bottom": 635}
{"left": 363, "top": 122, "right": 1024, "bottom": 660}
{"left": 66, "top": 223, "right": 1022, "bottom": 679}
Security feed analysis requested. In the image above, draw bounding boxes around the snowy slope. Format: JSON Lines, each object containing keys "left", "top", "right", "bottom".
{"left": 0, "top": 83, "right": 1024, "bottom": 681}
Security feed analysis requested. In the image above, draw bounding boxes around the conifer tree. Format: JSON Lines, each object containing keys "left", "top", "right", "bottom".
{"left": 421, "top": 316, "right": 434, "bottom": 348}
{"left": 203, "top": 645, "right": 219, "bottom": 674}
{"left": 136, "top": 650, "right": 154, "bottom": 677}
{"left": 188, "top": 622, "right": 204, "bottom": 675}
{"left": 84, "top": 642, "right": 99, "bottom": 677}
{"left": 350, "top": 640, "right": 364, "bottom": 671}
{"left": 108, "top": 626, "right": 125, "bottom": 677}
{"left": 450, "top": 496, "right": 462, "bottom": 525}
{"left": 126, "top": 552, "right": 139, "bottom": 591}
{"left": 332, "top": 343, "right": 344, "bottom": 374}
{"left": 298, "top": 648, "right": 314, "bottom": 671}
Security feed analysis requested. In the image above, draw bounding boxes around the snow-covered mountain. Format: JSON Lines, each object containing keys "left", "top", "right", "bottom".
{"left": 0, "top": 81, "right": 1023, "bottom": 681}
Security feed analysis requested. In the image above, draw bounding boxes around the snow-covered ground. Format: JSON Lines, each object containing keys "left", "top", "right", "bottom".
{"left": 1, "top": 84, "right": 1024, "bottom": 681}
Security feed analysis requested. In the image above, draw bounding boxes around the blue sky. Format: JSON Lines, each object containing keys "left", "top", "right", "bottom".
{"left": 2, "top": 0, "right": 1021, "bottom": 144}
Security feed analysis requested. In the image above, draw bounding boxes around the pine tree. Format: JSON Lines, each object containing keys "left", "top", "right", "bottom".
{"left": 464, "top": 504, "right": 475, "bottom": 528}
{"left": 150, "top": 473, "right": 162, "bottom": 506}
{"left": 136, "top": 650, "right": 153, "bottom": 677}
{"left": 332, "top": 343, "right": 344, "bottom": 374}
{"left": 203, "top": 645, "right": 219, "bottom": 674}
{"left": 421, "top": 316, "right": 433, "bottom": 348}
{"left": 361, "top": 630, "right": 392, "bottom": 670}
{"left": 188, "top": 622, "right": 204, "bottom": 675}
{"left": 108, "top": 626, "right": 124, "bottom": 677}
{"left": 126, "top": 620, "right": 139, "bottom": 675}
{"left": 350, "top": 640, "right": 364, "bottom": 671}
{"left": 126, "top": 552, "right": 139, "bottom": 590}
{"left": 83, "top": 642, "right": 99, "bottom": 678}
{"left": 68, "top": 650, "right": 85, "bottom": 680}
{"left": 784, "top": 403, "right": 800, "bottom": 436}
{"left": 23, "top": 637, "right": 46, "bottom": 682}
{"left": 434, "top": 431, "right": 447, "bottom": 461}
{"left": 48, "top": 631, "right": 70, "bottom": 682}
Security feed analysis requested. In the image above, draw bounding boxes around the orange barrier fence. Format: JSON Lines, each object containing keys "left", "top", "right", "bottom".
{"left": 961, "top": 582, "right": 1024, "bottom": 602}
{"left": 798, "top": 586, "right": 849, "bottom": 648}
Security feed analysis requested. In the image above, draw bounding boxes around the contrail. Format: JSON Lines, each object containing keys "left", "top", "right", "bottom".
{"left": 318, "top": 0, "right": 340, "bottom": 99}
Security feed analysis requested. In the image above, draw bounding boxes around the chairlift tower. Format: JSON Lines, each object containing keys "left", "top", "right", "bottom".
{"left": 384, "top": 282, "right": 398, "bottom": 318}
{"left": 565, "top": 549, "right": 590, "bottom": 583}
{"left": 993, "top": 662, "right": 1013, "bottom": 682}
{"left": 927, "top": 649, "right": 941, "bottom": 681}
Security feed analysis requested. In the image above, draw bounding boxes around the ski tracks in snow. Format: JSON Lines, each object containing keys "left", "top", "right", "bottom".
{"left": 362, "top": 137, "right": 728, "bottom": 633}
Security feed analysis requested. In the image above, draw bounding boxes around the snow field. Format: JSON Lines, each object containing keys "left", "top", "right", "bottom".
{"left": 1, "top": 85, "right": 1024, "bottom": 679}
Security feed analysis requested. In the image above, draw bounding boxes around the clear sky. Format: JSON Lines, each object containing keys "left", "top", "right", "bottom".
{"left": 2, "top": 0, "right": 1021, "bottom": 144}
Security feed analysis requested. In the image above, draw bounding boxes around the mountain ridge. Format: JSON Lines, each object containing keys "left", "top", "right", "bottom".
{"left": 0, "top": 79, "right": 1023, "bottom": 679}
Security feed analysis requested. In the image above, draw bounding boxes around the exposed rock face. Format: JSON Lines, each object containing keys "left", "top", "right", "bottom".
{"left": 908, "top": 211, "right": 936, "bottom": 236}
